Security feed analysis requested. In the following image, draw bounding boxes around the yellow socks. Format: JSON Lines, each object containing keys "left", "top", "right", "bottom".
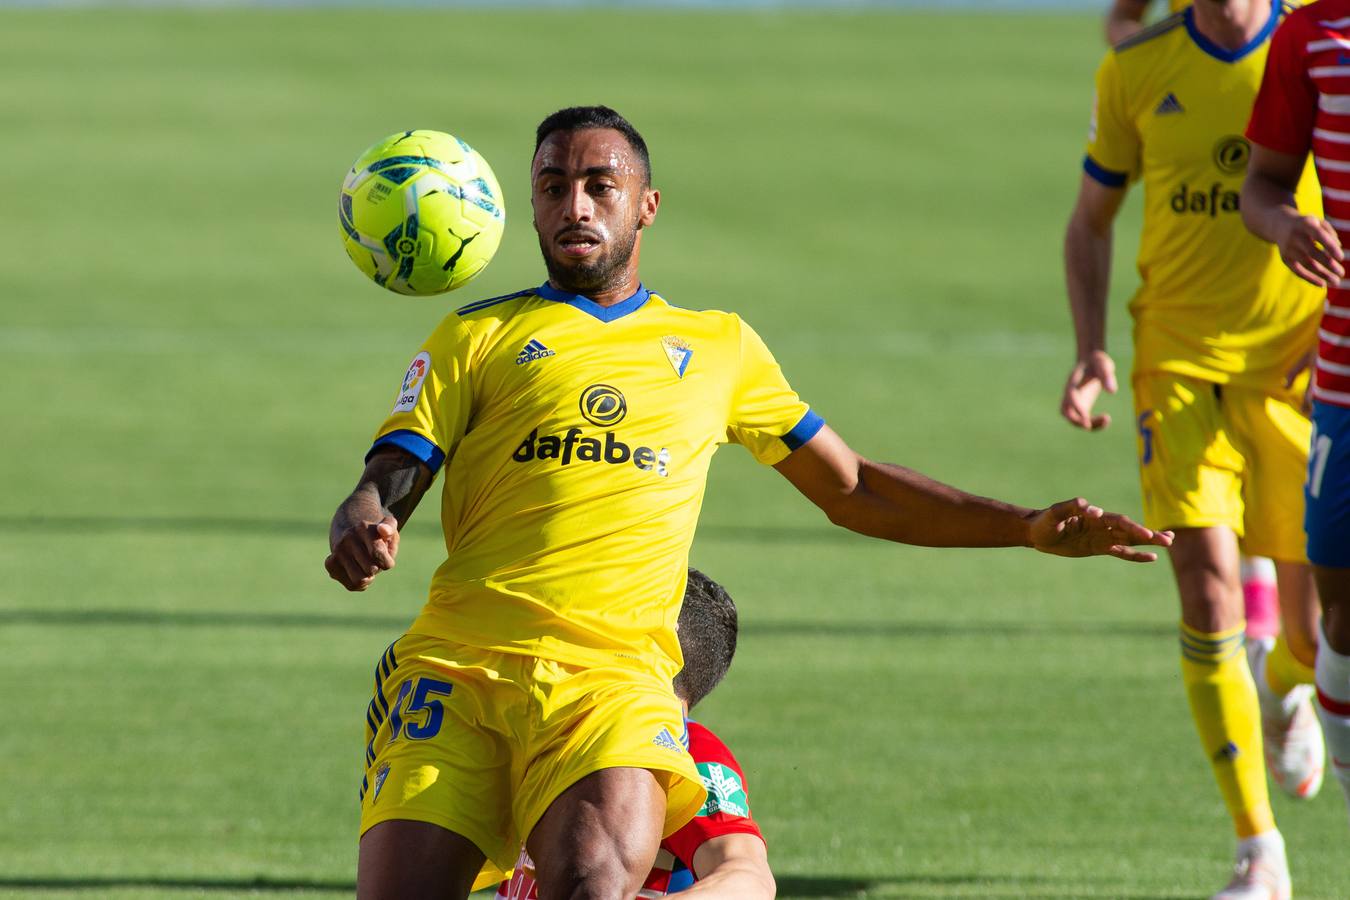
{"left": 1179, "top": 623, "right": 1274, "bottom": 838}
{"left": 1263, "top": 635, "right": 1316, "bottom": 697}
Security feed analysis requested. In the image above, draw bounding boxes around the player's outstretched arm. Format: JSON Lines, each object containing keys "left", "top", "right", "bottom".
{"left": 678, "top": 833, "right": 774, "bottom": 900}
{"left": 1242, "top": 143, "right": 1346, "bottom": 289}
{"left": 1062, "top": 174, "right": 1127, "bottom": 432}
{"left": 774, "top": 425, "right": 1171, "bottom": 562}
{"left": 325, "top": 446, "right": 435, "bottom": 592}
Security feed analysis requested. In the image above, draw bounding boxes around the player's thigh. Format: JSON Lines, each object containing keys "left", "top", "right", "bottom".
{"left": 514, "top": 663, "right": 706, "bottom": 851}
{"left": 525, "top": 766, "right": 667, "bottom": 898}
{"left": 1306, "top": 400, "right": 1350, "bottom": 572}
{"left": 1229, "top": 385, "right": 1311, "bottom": 562}
{"left": 358, "top": 635, "right": 519, "bottom": 885}
{"left": 358, "top": 818, "right": 485, "bottom": 900}
{"left": 1133, "top": 373, "right": 1243, "bottom": 534}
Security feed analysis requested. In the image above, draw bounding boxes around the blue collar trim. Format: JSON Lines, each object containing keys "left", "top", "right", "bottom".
{"left": 536, "top": 282, "right": 651, "bottom": 322}
{"left": 1184, "top": 3, "right": 1279, "bottom": 63}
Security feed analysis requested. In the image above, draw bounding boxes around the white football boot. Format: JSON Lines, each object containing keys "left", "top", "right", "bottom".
{"left": 1211, "top": 832, "right": 1291, "bottom": 900}
{"left": 1250, "top": 639, "right": 1326, "bottom": 799}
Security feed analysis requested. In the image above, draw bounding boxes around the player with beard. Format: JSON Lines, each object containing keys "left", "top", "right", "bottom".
{"left": 326, "top": 105, "right": 1172, "bottom": 900}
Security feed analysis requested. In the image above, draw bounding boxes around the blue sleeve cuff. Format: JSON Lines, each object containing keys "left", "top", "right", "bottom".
{"left": 781, "top": 409, "right": 826, "bottom": 452}
{"left": 1082, "top": 155, "right": 1127, "bottom": 188}
{"left": 366, "top": 429, "right": 446, "bottom": 474}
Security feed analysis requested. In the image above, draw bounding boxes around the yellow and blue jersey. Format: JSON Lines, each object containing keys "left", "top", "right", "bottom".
{"left": 1085, "top": 2, "right": 1323, "bottom": 386}
{"left": 370, "top": 282, "right": 821, "bottom": 680}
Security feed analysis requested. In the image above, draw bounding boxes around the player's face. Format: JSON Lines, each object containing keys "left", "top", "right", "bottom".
{"left": 1191, "top": 0, "right": 1250, "bottom": 21}
{"left": 531, "top": 128, "right": 659, "bottom": 297}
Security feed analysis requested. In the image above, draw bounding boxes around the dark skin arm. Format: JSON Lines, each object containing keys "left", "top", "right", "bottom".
{"left": 325, "top": 446, "right": 435, "bottom": 591}
{"left": 774, "top": 425, "right": 1171, "bottom": 561}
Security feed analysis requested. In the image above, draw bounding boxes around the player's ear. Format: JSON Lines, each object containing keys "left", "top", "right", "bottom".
{"left": 638, "top": 188, "right": 659, "bottom": 228}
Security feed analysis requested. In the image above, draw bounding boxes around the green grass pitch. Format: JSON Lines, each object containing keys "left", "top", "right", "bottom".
{"left": 1, "top": 7, "right": 1344, "bottom": 898}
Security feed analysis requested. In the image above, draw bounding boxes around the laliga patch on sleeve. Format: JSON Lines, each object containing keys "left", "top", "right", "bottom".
{"left": 392, "top": 351, "right": 432, "bottom": 413}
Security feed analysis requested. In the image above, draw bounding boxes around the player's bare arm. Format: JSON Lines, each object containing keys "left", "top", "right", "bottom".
{"left": 1062, "top": 173, "right": 1127, "bottom": 431}
{"left": 774, "top": 424, "right": 1171, "bottom": 562}
{"left": 1104, "top": 0, "right": 1151, "bottom": 45}
{"left": 325, "top": 445, "right": 434, "bottom": 591}
{"left": 1242, "top": 143, "right": 1346, "bottom": 289}
{"left": 676, "top": 833, "right": 775, "bottom": 900}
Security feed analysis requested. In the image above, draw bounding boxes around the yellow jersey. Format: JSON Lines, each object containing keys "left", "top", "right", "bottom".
{"left": 1085, "top": 2, "right": 1323, "bottom": 386}
{"left": 369, "top": 283, "right": 820, "bottom": 680}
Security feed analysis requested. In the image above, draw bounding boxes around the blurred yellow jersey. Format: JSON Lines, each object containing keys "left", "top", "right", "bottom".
{"left": 369, "top": 283, "right": 821, "bottom": 680}
{"left": 1085, "top": 3, "right": 1323, "bottom": 386}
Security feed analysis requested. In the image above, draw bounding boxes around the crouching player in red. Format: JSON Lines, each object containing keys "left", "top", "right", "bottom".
{"left": 496, "top": 569, "right": 774, "bottom": 900}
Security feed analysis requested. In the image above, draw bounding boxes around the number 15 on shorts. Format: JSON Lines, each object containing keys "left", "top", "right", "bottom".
{"left": 388, "top": 677, "right": 455, "bottom": 741}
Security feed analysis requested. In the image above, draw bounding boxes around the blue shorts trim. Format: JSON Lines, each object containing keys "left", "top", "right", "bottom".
{"left": 1306, "top": 400, "right": 1350, "bottom": 567}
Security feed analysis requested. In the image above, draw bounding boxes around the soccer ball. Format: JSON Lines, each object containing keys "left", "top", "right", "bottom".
{"left": 338, "top": 130, "right": 505, "bottom": 296}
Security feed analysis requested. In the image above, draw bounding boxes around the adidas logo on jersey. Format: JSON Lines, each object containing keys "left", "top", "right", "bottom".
{"left": 652, "top": 727, "right": 683, "bottom": 752}
{"left": 516, "top": 339, "right": 555, "bottom": 365}
{"left": 1155, "top": 92, "right": 1184, "bottom": 115}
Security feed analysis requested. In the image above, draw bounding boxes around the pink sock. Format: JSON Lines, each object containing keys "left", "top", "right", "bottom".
{"left": 1242, "top": 576, "right": 1280, "bottom": 641}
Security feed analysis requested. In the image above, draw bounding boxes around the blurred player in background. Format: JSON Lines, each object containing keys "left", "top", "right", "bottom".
{"left": 1242, "top": 0, "right": 1350, "bottom": 829}
{"left": 328, "top": 105, "right": 1172, "bottom": 900}
{"left": 1103, "top": 2, "right": 1286, "bottom": 645}
{"left": 496, "top": 568, "right": 774, "bottom": 900}
{"left": 1061, "top": 2, "right": 1326, "bottom": 895}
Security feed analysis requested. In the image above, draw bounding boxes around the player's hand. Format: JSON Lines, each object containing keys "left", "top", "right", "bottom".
{"left": 1276, "top": 215, "right": 1345, "bottom": 288}
{"left": 1060, "top": 350, "right": 1117, "bottom": 431}
{"left": 1028, "top": 497, "right": 1173, "bottom": 563}
{"left": 325, "top": 514, "right": 400, "bottom": 591}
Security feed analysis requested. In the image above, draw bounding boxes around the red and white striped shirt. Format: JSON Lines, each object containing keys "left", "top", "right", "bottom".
{"left": 1249, "top": 0, "right": 1350, "bottom": 406}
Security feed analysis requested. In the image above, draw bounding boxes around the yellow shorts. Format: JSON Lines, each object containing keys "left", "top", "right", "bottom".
{"left": 1133, "top": 372, "right": 1310, "bottom": 561}
{"left": 357, "top": 633, "right": 705, "bottom": 887}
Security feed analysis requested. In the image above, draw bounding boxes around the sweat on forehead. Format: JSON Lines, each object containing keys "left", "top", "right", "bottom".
{"left": 533, "top": 133, "right": 642, "bottom": 179}
{"left": 533, "top": 105, "right": 652, "bottom": 184}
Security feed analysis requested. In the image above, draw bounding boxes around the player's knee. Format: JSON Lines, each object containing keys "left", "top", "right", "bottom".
{"left": 534, "top": 850, "right": 648, "bottom": 900}
{"left": 357, "top": 819, "right": 484, "bottom": 900}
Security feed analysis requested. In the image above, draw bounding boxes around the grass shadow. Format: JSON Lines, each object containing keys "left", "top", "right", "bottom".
{"left": 0, "top": 606, "right": 1172, "bottom": 640}
{"left": 0, "top": 875, "right": 354, "bottom": 893}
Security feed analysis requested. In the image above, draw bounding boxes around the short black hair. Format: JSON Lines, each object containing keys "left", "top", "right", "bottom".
{"left": 534, "top": 105, "right": 652, "bottom": 185}
{"left": 673, "top": 568, "right": 738, "bottom": 709}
